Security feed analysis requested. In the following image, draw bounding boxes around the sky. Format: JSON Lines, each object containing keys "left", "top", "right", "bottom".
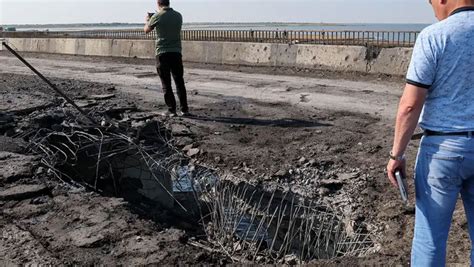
{"left": 0, "top": 0, "right": 437, "bottom": 25}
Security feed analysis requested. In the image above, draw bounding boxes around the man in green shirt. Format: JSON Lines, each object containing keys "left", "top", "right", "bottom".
{"left": 144, "top": 0, "right": 189, "bottom": 117}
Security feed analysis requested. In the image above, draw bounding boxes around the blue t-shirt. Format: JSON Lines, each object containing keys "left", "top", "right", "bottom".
{"left": 407, "top": 7, "right": 474, "bottom": 132}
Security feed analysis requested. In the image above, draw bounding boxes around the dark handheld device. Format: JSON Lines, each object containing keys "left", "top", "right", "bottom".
{"left": 395, "top": 170, "right": 408, "bottom": 203}
{"left": 148, "top": 12, "right": 155, "bottom": 18}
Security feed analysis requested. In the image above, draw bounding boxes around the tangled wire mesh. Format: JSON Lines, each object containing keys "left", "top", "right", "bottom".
{"left": 26, "top": 116, "right": 375, "bottom": 263}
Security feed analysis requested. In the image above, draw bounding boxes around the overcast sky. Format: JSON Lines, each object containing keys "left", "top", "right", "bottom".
{"left": 0, "top": 0, "right": 437, "bottom": 25}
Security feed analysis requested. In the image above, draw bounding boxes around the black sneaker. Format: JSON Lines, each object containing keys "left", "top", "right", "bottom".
{"left": 162, "top": 111, "right": 177, "bottom": 117}
{"left": 178, "top": 111, "right": 192, "bottom": 117}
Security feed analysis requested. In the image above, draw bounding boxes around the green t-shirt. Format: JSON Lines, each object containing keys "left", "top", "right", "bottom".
{"left": 148, "top": 7, "right": 182, "bottom": 55}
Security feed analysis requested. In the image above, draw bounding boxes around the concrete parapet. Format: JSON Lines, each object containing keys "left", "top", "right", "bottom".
{"left": 204, "top": 42, "right": 224, "bottom": 64}
{"left": 111, "top": 39, "right": 154, "bottom": 58}
{"left": 85, "top": 39, "right": 113, "bottom": 57}
{"left": 240, "top": 43, "right": 272, "bottom": 66}
{"left": 111, "top": 39, "right": 133, "bottom": 58}
{"left": 76, "top": 39, "right": 86, "bottom": 55}
{"left": 221, "top": 42, "right": 241, "bottom": 64}
{"left": 271, "top": 44, "right": 298, "bottom": 67}
{"left": 182, "top": 41, "right": 205, "bottom": 62}
{"left": 128, "top": 40, "right": 155, "bottom": 59}
{"left": 369, "top": 47, "right": 413, "bottom": 76}
{"left": 4, "top": 38, "right": 412, "bottom": 76}
{"left": 50, "top": 39, "right": 77, "bottom": 54}
{"left": 296, "top": 45, "right": 367, "bottom": 72}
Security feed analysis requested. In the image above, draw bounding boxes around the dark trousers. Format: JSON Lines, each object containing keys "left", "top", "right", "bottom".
{"left": 156, "top": 52, "right": 188, "bottom": 113}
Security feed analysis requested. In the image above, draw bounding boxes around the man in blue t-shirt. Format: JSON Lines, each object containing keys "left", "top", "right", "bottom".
{"left": 387, "top": 0, "right": 474, "bottom": 265}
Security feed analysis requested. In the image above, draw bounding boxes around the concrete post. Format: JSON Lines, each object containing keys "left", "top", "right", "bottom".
{"left": 0, "top": 39, "right": 6, "bottom": 51}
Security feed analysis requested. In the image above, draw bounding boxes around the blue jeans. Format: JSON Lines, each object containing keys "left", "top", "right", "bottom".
{"left": 412, "top": 135, "right": 474, "bottom": 266}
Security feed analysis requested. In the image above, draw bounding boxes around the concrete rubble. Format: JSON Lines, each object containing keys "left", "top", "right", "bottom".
{"left": 0, "top": 184, "right": 49, "bottom": 201}
{"left": 1, "top": 54, "right": 467, "bottom": 265}
{"left": 0, "top": 152, "right": 37, "bottom": 183}
{"left": 0, "top": 74, "right": 228, "bottom": 265}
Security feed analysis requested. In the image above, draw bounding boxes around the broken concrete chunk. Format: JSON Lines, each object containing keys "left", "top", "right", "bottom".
{"left": 274, "top": 169, "right": 287, "bottom": 177}
{"left": 129, "top": 111, "right": 161, "bottom": 121}
{"left": 0, "top": 136, "right": 27, "bottom": 153}
{"left": 187, "top": 148, "right": 200, "bottom": 157}
{"left": 0, "top": 152, "right": 37, "bottom": 183}
{"left": 284, "top": 254, "right": 299, "bottom": 265}
{"left": 337, "top": 172, "right": 360, "bottom": 181}
{"left": 1, "top": 92, "right": 53, "bottom": 115}
{"left": 171, "top": 123, "right": 191, "bottom": 136}
{"left": 69, "top": 227, "right": 106, "bottom": 248}
{"left": 76, "top": 100, "right": 98, "bottom": 108}
{"left": 10, "top": 103, "right": 54, "bottom": 115}
{"left": 89, "top": 94, "right": 116, "bottom": 100}
{"left": 131, "top": 120, "right": 146, "bottom": 128}
{"left": 105, "top": 106, "right": 138, "bottom": 115}
{"left": 298, "top": 157, "right": 307, "bottom": 164}
{"left": 0, "top": 224, "right": 56, "bottom": 263}
{"left": 182, "top": 144, "right": 194, "bottom": 152}
{"left": 176, "top": 137, "right": 193, "bottom": 147}
{"left": 0, "top": 184, "right": 49, "bottom": 201}
{"left": 318, "top": 187, "right": 331, "bottom": 196}
{"left": 117, "top": 155, "right": 174, "bottom": 209}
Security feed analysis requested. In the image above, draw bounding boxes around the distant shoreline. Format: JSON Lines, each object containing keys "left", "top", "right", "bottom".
{"left": 4, "top": 23, "right": 144, "bottom": 29}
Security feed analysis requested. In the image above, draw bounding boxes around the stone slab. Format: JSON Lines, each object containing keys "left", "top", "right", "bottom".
{"left": 0, "top": 184, "right": 49, "bottom": 201}
{"left": 0, "top": 152, "right": 37, "bottom": 183}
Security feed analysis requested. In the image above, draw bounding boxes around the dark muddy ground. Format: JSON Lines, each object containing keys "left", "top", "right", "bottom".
{"left": 0, "top": 67, "right": 471, "bottom": 265}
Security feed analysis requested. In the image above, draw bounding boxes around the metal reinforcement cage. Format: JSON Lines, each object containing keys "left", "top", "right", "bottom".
{"left": 180, "top": 172, "right": 376, "bottom": 263}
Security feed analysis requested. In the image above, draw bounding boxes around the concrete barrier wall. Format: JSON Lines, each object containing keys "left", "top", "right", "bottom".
{"left": 369, "top": 47, "right": 413, "bottom": 76}
{"left": 296, "top": 44, "right": 368, "bottom": 73}
{"left": 5, "top": 38, "right": 412, "bottom": 76}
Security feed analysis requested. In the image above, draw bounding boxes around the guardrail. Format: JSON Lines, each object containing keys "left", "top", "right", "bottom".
{"left": 1, "top": 29, "right": 419, "bottom": 47}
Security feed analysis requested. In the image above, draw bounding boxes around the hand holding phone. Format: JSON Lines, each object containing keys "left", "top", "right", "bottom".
{"left": 145, "top": 12, "right": 155, "bottom": 22}
{"left": 395, "top": 170, "right": 408, "bottom": 203}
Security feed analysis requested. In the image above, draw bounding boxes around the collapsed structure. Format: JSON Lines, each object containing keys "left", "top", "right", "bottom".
{"left": 1, "top": 42, "right": 376, "bottom": 264}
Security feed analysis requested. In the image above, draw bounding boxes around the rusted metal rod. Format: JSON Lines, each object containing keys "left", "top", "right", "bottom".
{"left": 2, "top": 42, "right": 98, "bottom": 125}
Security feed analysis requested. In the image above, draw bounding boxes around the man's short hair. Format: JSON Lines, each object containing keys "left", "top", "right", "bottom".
{"left": 158, "top": 0, "right": 170, "bottom": 6}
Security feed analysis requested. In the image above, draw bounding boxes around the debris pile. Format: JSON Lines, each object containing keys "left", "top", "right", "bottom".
{"left": 0, "top": 45, "right": 377, "bottom": 263}
{"left": 26, "top": 114, "right": 180, "bottom": 209}
{"left": 3, "top": 101, "right": 376, "bottom": 263}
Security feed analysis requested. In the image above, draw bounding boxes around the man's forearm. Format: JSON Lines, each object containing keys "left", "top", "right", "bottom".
{"left": 144, "top": 23, "right": 152, "bottom": 34}
{"left": 392, "top": 105, "right": 422, "bottom": 157}
{"left": 391, "top": 84, "right": 427, "bottom": 157}
{"left": 144, "top": 14, "right": 153, "bottom": 33}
